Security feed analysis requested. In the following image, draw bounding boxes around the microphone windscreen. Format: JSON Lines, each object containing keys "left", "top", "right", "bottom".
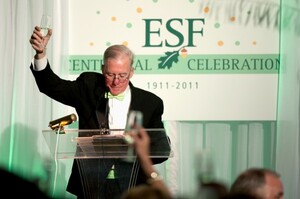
{"left": 49, "top": 113, "right": 77, "bottom": 130}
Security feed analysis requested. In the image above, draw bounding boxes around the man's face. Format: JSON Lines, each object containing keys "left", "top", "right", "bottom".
{"left": 102, "top": 56, "right": 133, "bottom": 95}
{"left": 261, "top": 174, "right": 284, "bottom": 199}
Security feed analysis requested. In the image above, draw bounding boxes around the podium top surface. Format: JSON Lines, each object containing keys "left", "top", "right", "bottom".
{"left": 42, "top": 128, "right": 172, "bottom": 159}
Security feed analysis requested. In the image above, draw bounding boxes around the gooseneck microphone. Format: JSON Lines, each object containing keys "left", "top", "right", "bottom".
{"left": 48, "top": 113, "right": 77, "bottom": 130}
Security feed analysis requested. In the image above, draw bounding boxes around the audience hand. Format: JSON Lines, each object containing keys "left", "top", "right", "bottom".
{"left": 127, "top": 128, "right": 150, "bottom": 159}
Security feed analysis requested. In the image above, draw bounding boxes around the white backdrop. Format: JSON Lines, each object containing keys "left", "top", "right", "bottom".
{"left": 68, "top": 0, "right": 279, "bottom": 121}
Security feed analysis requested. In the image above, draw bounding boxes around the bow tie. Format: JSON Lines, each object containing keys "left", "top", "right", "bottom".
{"left": 105, "top": 92, "right": 125, "bottom": 101}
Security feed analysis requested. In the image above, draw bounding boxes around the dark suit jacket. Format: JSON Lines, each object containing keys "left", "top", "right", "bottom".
{"left": 30, "top": 63, "right": 171, "bottom": 198}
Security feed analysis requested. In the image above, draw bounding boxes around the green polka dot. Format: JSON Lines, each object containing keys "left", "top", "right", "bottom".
{"left": 96, "top": 10, "right": 100, "bottom": 14}
{"left": 106, "top": 42, "right": 111, "bottom": 46}
{"left": 126, "top": 23, "right": 133, "bottom": 28}
{"left": 214, "top": 23, "right": 220, "bottom": 28}
{"left": 235, "top": 41, "right": 240, "bottom": 46}
{"left": 189, "top": 0, "right": 195, "bottom": 2}
{"left": 152, "top": 0, "right": 158, "bottom": 3}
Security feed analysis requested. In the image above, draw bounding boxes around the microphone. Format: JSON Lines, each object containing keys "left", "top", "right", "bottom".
{"left": 48, "top": 113, "right": 77, "bottom": 130}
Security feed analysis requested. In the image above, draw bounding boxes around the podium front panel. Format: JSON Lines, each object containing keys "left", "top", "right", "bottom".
{"left": 42, "top": 128, "right": 172, "bottom": 198}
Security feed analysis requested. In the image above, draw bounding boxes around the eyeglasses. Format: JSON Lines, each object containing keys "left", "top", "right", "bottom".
{"left": 105, "top": 72, "right": 130, "bottom": 82}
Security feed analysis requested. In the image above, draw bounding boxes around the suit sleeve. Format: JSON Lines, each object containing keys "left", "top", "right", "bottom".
{"left": 147, "top": 96, "right": 171, "bottom": 164}
{"left": 30, "top": 62, "right": 80, "bottom": 107}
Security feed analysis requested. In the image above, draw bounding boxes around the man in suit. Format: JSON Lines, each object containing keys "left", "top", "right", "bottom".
{"left": 29, "top": 26, "right": 171, "bottom": 198}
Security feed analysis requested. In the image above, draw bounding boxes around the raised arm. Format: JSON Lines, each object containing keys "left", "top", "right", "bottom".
{"left": 128, "top": 128, "right": 172, "bottom": 199}
{"left": 29, "top": 26, "right": 52, "bottom": 60}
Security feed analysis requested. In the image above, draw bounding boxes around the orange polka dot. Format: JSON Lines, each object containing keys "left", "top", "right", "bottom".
{"left": 252, "top": 41, "right": 257, "bottom": 45}
{"left": 230, "top": 16, "right": 236, "bottom": 22}
{"left": 89, "top": 42, "right": 94, "bottom": 46}
{"left": 204, "top": 7, "right": 209, "bottom": 13}
{"left": 217, "top": 41, "right": 224, "bottom": 46}
{"left": 136, "top": 7, "right": 142, "bottom": 13}
{"left": 122, "top": 41, "right": 128, "bottom": 46}
{"left": 111, "top": 16, "right": 116, "bottom": 21}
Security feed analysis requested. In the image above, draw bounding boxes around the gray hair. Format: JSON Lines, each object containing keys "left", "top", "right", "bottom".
{"left": 102, "top": 45, "right": 134, "bottom": 69}
{"left": 230, "top": 168, "right": 280, "bottom": 198}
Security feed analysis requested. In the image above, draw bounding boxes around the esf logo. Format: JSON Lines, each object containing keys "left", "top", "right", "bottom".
{"left": 143, "top": 18, "right": 205, "bottom": 47}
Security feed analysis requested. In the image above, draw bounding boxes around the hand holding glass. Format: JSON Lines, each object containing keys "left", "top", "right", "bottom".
{"left": 40, "top": 15, "right": 52, "bottom": 37}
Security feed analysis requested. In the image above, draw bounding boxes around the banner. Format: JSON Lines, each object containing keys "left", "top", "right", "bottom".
{"left": 68, "top": 0, "right": 279, "bottom": 120}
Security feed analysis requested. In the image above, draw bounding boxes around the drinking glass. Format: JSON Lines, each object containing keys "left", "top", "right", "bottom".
{"left": 40, "top": 14, "right": 52, "bottom": 37}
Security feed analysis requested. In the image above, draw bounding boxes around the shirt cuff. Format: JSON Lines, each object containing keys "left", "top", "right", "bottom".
{"left": 32, "top": 56, "right": 47, "bottom": 71}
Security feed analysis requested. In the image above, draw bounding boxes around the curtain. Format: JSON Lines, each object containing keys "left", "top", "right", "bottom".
{"left": 0, "top": 0, "right": 299, "bottom": 199}
{"left": 0, "top": 0, "right": 70, "bottom": 197}
{"left": 276, "top": 0, "right": 300, "bottom": 198}
{"left": 163, "top": 121, "right": 276, "bottom": 198}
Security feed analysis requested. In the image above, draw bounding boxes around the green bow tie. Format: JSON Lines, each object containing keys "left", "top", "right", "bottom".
{"left": 105, "top": 92, "right": 125, "bottom": 101}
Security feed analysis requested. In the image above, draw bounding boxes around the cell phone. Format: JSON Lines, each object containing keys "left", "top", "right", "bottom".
{"left": 124, "top": 111, "right": 143, "bottom": 144}
{"left": 124, "top": 111, "right": 143, "bottom": 162}
{"left": 125, "top": 111, "right": 143, "bottom": 130}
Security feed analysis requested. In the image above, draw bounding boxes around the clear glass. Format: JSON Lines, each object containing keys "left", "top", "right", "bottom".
{"left": 40, "top": 14, "right": 52, "bottom": 37}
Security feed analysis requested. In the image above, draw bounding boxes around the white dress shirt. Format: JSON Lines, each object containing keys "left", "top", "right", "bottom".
{"left": 108, "top": 86, "right": 131, "bottom": 135}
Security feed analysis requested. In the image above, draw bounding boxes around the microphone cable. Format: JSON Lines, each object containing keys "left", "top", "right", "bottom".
{"left": 52, "top": 124, "right": 62, "bottom": 198}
